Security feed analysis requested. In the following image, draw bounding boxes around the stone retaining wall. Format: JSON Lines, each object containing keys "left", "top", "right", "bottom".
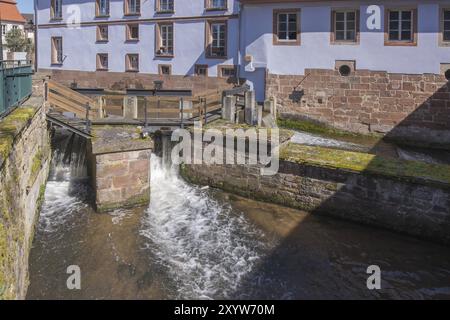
{"left": 0, "top": 103, "right": 51, "bottom": 299}
{"left": 267, "top": 69, "right": 450, "bottom": 147}
{"left": 181, "top": 156, "right": 450, "bottom": 245}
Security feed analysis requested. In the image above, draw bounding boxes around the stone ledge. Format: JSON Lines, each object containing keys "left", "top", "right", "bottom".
{"left": 0, "top": 106, "right": 40, "bottom": 169}
{"left": 280, "top": 143, "right": 450, "bottom": 190}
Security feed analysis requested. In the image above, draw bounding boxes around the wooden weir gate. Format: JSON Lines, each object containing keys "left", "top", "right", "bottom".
{"left": 45, "top": 79, "right": 251, "bottom": 138}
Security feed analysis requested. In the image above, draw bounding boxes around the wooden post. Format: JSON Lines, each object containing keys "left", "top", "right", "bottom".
{"left": 223, "top": 96, "right": 236, "bottom": 122}
{"left": 203, "top": 98, "right": 207, "bottom": 125}
{"left": 244, "top": 90, "right": 256, "bottom": 125}
{"left": 180, "top": 97, "right": 184, "bottom": 129}
{"left": 144, "top": 98, "right": 148, "bottom": 128}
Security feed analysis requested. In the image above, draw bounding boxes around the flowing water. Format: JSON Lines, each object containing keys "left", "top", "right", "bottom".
{"left": 26, "top": 133, "right": 450, "bottom": 299}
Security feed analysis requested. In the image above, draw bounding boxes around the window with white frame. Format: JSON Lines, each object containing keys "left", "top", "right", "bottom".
{"left": 97, "top": 25, "right": 108, "bottom": 42}
{"left": 126, "top": 24, "right": 139, "bottom": 41}
{"left": 333, "top": 10, "right": 357, "bottom": 42}
{"left": 157, "top": 0, "right": 174, "bottom": 12}
{"left": 126, "top": 54, "right": 139, "bottom": 71}
{"left": 443, "top": 9, "right": 450, "bottom": 42}
{"left": 207, "top": 0, "right": 226, "bottom": 10}
{"left": 275, "top": 11, "right": 299, "bottom": 43}
{"left": 388, "top": 9, "right": 413, "bottom": 42}
{"left": 96, "top": 0, "right": 110, "bottom": 17}
{"left": 97, "top": 54, "right": 108, "bottom": 70}
{"left": 51, "top": 0, "right": 63, "bottom": 19}
{"left": 125, "top": 0, "right": 140, "bottom": 15}
{"left": 157, "top": 23, "right": 174, "bottom": 56}
{"left": 207, "top": 21, "right": 226, "bottom": 58}
{"left": 51, "top": 37, "right": 63, "bottom": 64}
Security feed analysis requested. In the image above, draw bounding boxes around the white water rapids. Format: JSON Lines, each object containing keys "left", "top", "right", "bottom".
{"left": 140, "top": 155, "right": 268, "bottom": 299}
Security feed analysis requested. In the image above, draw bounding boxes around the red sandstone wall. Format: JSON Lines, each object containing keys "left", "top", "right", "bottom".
{"left": 266, "top": 69, "right": 450, "bottom": 136}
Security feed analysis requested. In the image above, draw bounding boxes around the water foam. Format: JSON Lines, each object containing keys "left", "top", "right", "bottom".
{"left": 140, "top": 155, "right": 267, "bottom": 299}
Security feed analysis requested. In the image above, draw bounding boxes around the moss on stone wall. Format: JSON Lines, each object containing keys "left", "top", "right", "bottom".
{"left": 0, "top": 108, "right": 38, "bottom": 163}
{"left": 277, "top": 117, "right": 382, "bottom": 145}
{"left": 281, "top": 143, "right": 450, "bottom": 187}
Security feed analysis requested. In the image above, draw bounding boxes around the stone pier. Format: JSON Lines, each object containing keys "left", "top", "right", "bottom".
{"left": 88, "top": 126, "right": 153, "bottom": 212}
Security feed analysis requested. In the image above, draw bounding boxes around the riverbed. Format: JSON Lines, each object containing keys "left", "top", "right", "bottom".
{"left": 26, "top": 151, "right": 450, "bottom": 300}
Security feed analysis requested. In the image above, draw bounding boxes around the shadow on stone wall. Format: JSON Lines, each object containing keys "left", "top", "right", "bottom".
{"left": 231, "top": 79, "right": 450, "bottom": 299}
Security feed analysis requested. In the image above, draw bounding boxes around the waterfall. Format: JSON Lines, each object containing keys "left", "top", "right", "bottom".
{"left": 140, "top": 152, "right": 268, "bottom": 299}
{"left": 38, "top": 130, "right": 90, "bottom": 233}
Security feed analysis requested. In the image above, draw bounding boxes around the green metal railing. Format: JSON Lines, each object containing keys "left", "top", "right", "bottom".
{"left": 0, "top": 60, "right": 33, "bottom": 118}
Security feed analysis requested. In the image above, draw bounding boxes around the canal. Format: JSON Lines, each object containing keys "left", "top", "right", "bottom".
{"left": 26, "top": 133, "right": 450, "bottom": 299}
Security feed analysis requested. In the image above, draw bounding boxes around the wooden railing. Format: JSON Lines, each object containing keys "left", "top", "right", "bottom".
{"left": 46, "top": 80, "right": 100, "bottom": 120}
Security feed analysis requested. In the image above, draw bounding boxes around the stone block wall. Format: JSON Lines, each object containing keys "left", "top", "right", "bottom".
{"left": 38, "top": 69, "right": 234, "bottom": 95}
{"left": 266, "top": 69, "right": 450, "bottom": 146}
{"left": 93, "top": 150, "right": 151, "bottom": 212}
{"left": 0, "top": 104, "right": 51, "bottom": 299}
{"left": 181, "top": 160, "right": 450, "bottom": 245}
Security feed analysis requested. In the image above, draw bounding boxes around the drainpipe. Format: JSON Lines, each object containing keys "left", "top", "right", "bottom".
{"left": 34, "top": 0, "right": 38, "bottom": 71}
{"left": 0, "top": 17, "right": 3, "bottom": 60}
{"left": 236, "top": 2, "right": 242, "bottom": 85}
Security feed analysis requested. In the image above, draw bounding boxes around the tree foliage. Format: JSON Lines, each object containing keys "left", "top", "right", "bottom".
{"left": 4, "top": 28, "right": 32, "bottom": 53}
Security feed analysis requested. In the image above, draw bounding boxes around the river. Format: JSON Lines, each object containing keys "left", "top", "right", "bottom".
{"left": 26, "top": 134, "right": 450, "bottom": 300}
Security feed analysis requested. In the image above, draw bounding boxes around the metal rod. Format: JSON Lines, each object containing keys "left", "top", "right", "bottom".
{"left": 203, "top": 98, "right": 207, "bottom": 125}
{"left": 85, "top": 102, "right": 91, "bottom": 133}
{"left": 144, "top": 97, "right": 148, "bottom": 128}
{"left": 180, "top": 97, "right": 184, "bottom": 129}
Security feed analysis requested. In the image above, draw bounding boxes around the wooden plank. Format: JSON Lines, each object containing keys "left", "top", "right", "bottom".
{"left": 48, "top": 80, "right": 96, "bottom": 105}
{"left": 49, "top": 92, "right": 99, "bottom": 118}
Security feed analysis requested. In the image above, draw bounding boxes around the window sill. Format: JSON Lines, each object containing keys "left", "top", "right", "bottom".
{"left": 51, "top": 63, "right": 63, "bottom": 66}
{"left": 206, "top": 55, "right": 227, "bottom": 60}
{"left": 49, "top": 18, "right": 63, "bottom": 22}
{"left": 156, "top": 10, "right": 175, "bottom": 14}
{"left": 384, "top": 41, "right": 417, "bottom": 47}
{"left": 273, "top": 40, "right": 300, "bottom": 46}
{"left": 126, "top": 69, "right": 139, "bottom": 73}
{"left": 96, "top": 40, "right": 109, "bottom": 43}
{"left": 155, "top": 54, "right": 174, "bottom": 59}
{"left": 205, "top": 8, "right": 227, "bottom": 12}
{"left": 124, "top": 13, "right": 141, "bottom": 17}
{"left": 96, "top": 68, "right": 108, "bottom": 71}
{"left": 125, "top": 39, "right": 140, "bottom": 43}
{"left": 330, "top": 41, "right": 359, "bottom": 45}
{"left": 95, "top": 15, "right": 110, "bottom": 18}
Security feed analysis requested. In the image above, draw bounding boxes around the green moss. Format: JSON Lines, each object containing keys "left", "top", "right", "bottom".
{"left": 277, "top": 117, "right": 382, "bottom": 145}
{"left": 0, "top": 107, "right": 37, "bottom": 162}
{"left": 28, "top": 150, "right": 44, "bottom": 187}
{"left": 281, "top": 143, "right": 450, "bottom": 188}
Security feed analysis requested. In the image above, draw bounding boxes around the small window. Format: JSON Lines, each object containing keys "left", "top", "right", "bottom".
{"left": 96, "top": 0, "right": 110, "bottom": 17}
{"left": 12, "top": 25, "right": 18, "bottom": 31}
{"left": 157, "top": 0, "right": 174, "bottom": 13}
{"left": 125, "top": 0, "right": 140, "bottom": 15}
{"left": 97, "top": 25, "right": 108, "bottom": 42}
{"left": 126, "top": 24, "right": 139, "bottom": 41}
{"left": 332, "top": 10, "right": 358, "bottom": 43}
{"left": 206, "top": 0, "right": 227, "bottom": 11}
{"left": 386, "top": 9, "right": 416, "bottom": 44}
{"left": 273, "top": 10, "right": 300, "bottom": 45}
{"left": 51, "top": 37, "right": 63, "bottom": 64}
{"left": 219, "top": 65, "right": 236, "bottom": 78}
{"left": 156, "top": 23, "right": 174, "bottom": 56}
{"left": 195, "top": 64, "right": 208, "bottom": 76}
{"left": 51, "top": 0, "right": 63, "bottom": 19}
{"left": 97, "top": 54, "right": 108, "bottom": 70}
{"left": 159, "top": 64, "right": 172, "bottom": 75}
{"left": 126, "top": 54, "right": 139, "bottom": 72}
{"left": 443, "top": 9, "right": 450, "bottom": 42}
{"left": 206, "top": 20, "right": 227, "bottom": 58}
{"left": 1, "top": 25, "right": 6, "bottom": 36}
